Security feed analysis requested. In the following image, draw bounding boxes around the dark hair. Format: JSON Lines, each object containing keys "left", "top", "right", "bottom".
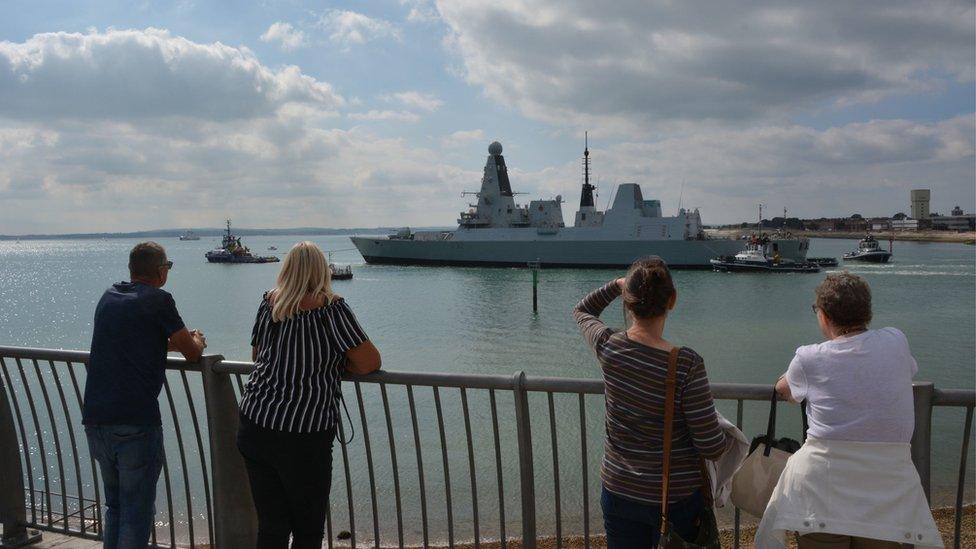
{"left": 815, "top": 272, "right": 872, "bottom": 329}
{"left": 622, "top": 256, "right": 675, "bottom": 318}
{"left": 129, "top": 242, "right": 167, "bottom": 278}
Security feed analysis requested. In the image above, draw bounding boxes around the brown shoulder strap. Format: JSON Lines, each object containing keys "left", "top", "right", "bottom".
{"left": 660, "top": 346, "right": 681, "bottom": 536}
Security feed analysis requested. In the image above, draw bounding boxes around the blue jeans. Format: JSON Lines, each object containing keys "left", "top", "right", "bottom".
{"left": 85, "top": 424, "right": 164, "bottom": 549}
{"left": 601, "top": 486, "right": 705, "bottom": 548}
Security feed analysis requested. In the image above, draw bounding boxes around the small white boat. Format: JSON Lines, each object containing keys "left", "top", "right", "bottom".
{"left": 178, "top": 230, "right": 200, "bottom": 241}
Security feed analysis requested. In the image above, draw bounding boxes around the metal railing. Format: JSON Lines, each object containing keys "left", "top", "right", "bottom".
{"left": 0, "top": 345, "right": 973, "bottom": 549}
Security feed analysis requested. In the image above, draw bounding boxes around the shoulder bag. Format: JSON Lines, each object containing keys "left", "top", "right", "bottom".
{"left": 658, "top": 347, "right": 721, "bottom": 549}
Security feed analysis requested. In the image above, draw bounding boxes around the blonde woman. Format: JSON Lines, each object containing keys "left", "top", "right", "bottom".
{"left": 237, "top": 241, "right": 380, "bottom": 549}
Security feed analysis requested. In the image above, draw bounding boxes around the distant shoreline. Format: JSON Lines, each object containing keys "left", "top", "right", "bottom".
{"left": 5, "top": 226, "right": 973, "bottom": 244}
{"left": 706, "top": 228, "right": 976, "bottom": 244}
{"left": 0, "top": 227, "right": 450, "bottom": 241}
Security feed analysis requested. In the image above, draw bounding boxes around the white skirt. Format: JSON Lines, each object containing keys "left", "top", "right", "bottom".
{"left": 754, "top": 437, "right": 942, "bottom": 548}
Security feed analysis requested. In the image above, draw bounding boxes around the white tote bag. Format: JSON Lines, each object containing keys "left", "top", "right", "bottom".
{"left": 731, "top": 391, "right": 804, "bottom": 518}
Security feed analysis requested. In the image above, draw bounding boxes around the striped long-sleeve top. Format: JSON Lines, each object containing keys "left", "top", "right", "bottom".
{"left": 574, "top": 281, "right": 726, "bottom": 504}
{"left": 240, "top": 293, "right": 368, "bottom": 433}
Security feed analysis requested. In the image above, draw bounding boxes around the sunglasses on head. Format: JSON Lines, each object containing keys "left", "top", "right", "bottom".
{"left": 161, "top": 260, "right": 174, "bottom": 270}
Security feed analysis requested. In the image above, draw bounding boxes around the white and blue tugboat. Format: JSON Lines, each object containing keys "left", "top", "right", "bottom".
{"left": 711, "top": 239, "right": 820, "bottom": 273}
{"left": 843, "top": 235, "right": 892, "bottom": 263}
{"left": 351, "top": 140, "right": 809, "bottom": 268}
{"left": 205, "top": 220, "right": 279, "bottom": 264}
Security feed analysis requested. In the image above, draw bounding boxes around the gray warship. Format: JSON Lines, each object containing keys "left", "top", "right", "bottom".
{"left": 351, "top": 141, "right": 808, "bottom": 268}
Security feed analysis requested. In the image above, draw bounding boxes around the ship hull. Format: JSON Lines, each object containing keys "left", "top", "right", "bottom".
{"left": 205, "top": 254, "right": 279, "bottom": 264}
{"left": 843, "top": 252, "right": 891, "bottom": 263}
{"left": 351, "top": 236, "right": 767, "bottom": 269}
{"left": 710, "top": 260, "right": 820, "bottom": 273}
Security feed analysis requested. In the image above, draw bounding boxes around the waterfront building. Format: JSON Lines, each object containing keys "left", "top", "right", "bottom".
{"left": 930, "top": 214, "right": 976, "bottom": 231}
{"left": 911, "top": 189, "right": 931, "bottom": 220}
{"left": 891, "top": 219, "right": 920, "bottom": 231}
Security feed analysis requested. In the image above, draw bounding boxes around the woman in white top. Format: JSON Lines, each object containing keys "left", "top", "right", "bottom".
{"left": 756, "top": 272, "right": 941, "bottom": 549}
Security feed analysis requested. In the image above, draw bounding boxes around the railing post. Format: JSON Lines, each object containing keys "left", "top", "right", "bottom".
{"left": 200, "top": 355, "right": 257, "bottom": 549}
{"left": 911, "top": 382, "right": 934, "bottom": 503}
{"left": 0, "top": 364, "right": 41, "bottom": 547}
{"left": 513, "top": 371, "right": 536, "bottom": 549}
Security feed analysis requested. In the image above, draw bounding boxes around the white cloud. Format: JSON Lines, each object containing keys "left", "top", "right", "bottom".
{"left": 1, "top": 21, "right": 972, "bottom": 235}
{"left": 401, "top": 0, "right": 440, "bottom": 23}
{"left": 317, "top": 10, "right": 400, "bottom": 47}
{"left": 0, "top": 29, "right": 476, "bottom": 234}
{"left": 348, "top": 110, "right": 421, "bottom": 122}
{"left": 259, "top": 21, "right": 308, "bottom": 52}
{"left": 437, "top": 0, "right": 975, "bottom": 133}
{"left": 385, "top": 91, "right": 443, "bottom": 111}
{"left": 443, "top": 129, "right": 483, "bottom": 145}
{"left": 523, "top": 116, "right": 975, "bottom": 222}
{"left": 0, "top": 28, "right": 343, "bottom": 121}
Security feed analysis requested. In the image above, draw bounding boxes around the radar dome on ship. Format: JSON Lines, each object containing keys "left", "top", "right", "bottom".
{"left": 489, "top": 141, "right": 503, "bottom": 156}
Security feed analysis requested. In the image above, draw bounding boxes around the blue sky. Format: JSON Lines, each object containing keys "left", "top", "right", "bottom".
{"left": 0, "top": 0, "right": 973, "bottom": 233}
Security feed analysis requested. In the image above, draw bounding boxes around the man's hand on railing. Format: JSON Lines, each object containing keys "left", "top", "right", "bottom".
{"left": 168, "top": 328, "right": 206, "bottom": 362}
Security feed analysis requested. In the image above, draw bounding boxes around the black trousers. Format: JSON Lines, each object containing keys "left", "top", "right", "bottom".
{"left": 237, "top": 413, "right": 336, "bottom": 549}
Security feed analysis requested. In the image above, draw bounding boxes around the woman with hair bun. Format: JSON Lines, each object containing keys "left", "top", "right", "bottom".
{"left": 757, "top": 272, "right": 941, "bottom": 548}
{"left": 574, "top": 256, "right": 727, "bottom": 548}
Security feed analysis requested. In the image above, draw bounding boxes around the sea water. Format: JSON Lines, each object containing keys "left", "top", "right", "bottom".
{"left": 1, "top": 236, "right": 973, "bottom": 544}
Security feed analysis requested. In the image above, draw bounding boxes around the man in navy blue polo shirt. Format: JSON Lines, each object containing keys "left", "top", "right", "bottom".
{"left": 83, "top": 242, "right": 206, "bottom": 549}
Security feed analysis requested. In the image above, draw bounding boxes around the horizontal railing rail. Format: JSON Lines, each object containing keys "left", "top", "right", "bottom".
{"left": 1, "top": 346, "right": 973, "bottom": 549}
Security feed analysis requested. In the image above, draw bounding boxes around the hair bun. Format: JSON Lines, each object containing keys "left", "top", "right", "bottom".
{"left": 622, "top": 256, "right": 675, "bottom": 319}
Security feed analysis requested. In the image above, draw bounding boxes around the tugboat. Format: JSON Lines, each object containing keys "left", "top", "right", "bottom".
{"left": 711, "top": 239, "right": 820, "bottom": 273}
{"left": 843, "top": 235, "right": 892, "bottom": 263}
{"left": 330, "top": 264, "right": 353, "bottom": 280}
{"left": 205, "top": 220, "right": 279, "bottom": 264}
{"left": 327, "top": 252, "right": 353, "bottom": 280}
{"left": 178, "top": 230, "right": 200, "bottom": 241}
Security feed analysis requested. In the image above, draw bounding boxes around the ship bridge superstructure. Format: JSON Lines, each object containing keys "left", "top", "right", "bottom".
{"left": 458, "top": 142, "right": 565, "bottom": 230}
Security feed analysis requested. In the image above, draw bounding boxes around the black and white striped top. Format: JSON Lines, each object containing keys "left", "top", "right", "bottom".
{"left": 240, "top": 293, "right": 369, "bottom": 433}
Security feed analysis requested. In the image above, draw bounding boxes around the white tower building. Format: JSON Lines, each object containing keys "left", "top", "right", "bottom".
{"left": 910, "top": 189, "right": 930, "bottom": 219}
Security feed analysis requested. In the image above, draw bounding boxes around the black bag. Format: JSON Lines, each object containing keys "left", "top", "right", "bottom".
{"left": 658, "top": 347, "right": 721, "bottom": 549}
{"left": 746, "top": 390, "right": 805, "bottom": 456}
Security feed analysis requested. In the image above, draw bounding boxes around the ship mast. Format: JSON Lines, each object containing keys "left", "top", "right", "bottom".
{"left": 580, "top": 132, "right": 595, "bottom": 208}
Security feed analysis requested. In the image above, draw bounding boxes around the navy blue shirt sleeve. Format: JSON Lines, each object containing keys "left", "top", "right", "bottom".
{"left": 157, "top": 291, "right": 185, "bottom": 337}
